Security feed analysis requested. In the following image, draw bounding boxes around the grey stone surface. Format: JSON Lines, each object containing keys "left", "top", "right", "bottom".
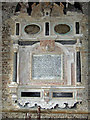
{"left": 32, "top": 54, "right": 62, "bottom": 80}
{"left": 19, "top": 47, "right": 31, "bottom": 84}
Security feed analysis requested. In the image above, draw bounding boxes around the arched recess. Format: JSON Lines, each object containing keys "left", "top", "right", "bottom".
{"left": 18, "top": 42, "right": 72, "bottom": 85}
{"left": 31, "top": 42, "right": 70, "bottom": 55}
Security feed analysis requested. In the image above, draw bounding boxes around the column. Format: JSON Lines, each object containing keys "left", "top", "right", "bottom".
{"left": 76, "top": 51, "right": 81, "bottom": 82}
{"left": 13, "top": 52, "right": 17, "bottom": 82}
{"left": 76, "top": 38, "right": 81, "bottom": 83}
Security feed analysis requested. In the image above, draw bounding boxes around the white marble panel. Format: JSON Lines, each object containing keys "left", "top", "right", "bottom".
{"left": 19, "top": 47, "right": 31, "bottom": 84}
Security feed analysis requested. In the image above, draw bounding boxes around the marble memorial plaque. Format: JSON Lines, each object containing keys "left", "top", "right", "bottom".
{"left": 32, "top": 54, "right": 62, "bottom": 80}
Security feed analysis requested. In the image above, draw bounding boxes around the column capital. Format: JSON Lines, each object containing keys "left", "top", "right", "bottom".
{"left": 13, "top": 44, "right": 19, "bottom": 52}
{"left": 76, "top": 38, "right": 82, "bottom": 51}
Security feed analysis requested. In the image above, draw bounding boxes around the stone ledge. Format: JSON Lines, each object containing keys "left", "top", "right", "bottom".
{"left": 1, "top": 109, "right": 90, "bottom": 114}
{"left": 18, "top": 86, "right": 85, "bottom": 89}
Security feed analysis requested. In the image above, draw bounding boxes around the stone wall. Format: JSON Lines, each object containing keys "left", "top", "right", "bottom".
{"left": 2, "top": 2, "right": 89, "bottom": 119}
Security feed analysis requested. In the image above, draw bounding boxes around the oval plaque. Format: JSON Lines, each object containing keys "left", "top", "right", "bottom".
{"left": 24, "top": 24, "right": 40, "bottom": 34}
{"left": 54, "top": 24, "right": 70, "bottom": 34}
